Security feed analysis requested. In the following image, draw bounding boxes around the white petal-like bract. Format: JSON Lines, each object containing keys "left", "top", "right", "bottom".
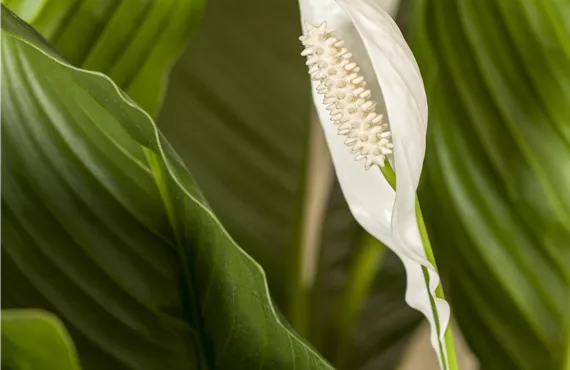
{"left": 297, "top": 0, "right": 450, "bottom": 368}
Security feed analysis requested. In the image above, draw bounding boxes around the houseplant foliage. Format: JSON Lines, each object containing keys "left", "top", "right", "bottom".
{"left": 0, "top": 0, "right": 204, "bottom": 116}
{"left": 408, "top": 0, "right": 570, "bottom": 368}
{"left": 1, "top": 7, "right": 334, "bottom": 369}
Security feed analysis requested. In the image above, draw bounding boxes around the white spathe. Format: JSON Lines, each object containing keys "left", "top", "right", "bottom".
{"left": 297, "top": 0, "right": 450, "bottom": 368}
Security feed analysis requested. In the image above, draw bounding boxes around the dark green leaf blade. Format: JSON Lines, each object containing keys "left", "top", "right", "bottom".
{"left": 1, "top": 8, "right": 333, "bottom": 370}
{"left": 409, "top": 0, "right": 570, "bottom": 368}
{"left": 3, "top": 0, "right": 205, "bottom": 116}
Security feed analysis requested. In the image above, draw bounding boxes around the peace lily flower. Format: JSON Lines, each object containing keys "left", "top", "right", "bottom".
{"left": 297, "top": 0, "right": 458, "bottom": 369}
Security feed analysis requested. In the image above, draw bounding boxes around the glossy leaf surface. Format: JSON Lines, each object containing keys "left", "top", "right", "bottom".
{"left": 409, "top": 0, "right": 570, "bottom": 368}
{"left": 2, "top": 0, "right": 205, "bottom": 116}
{"left": 1, "top": 8, "right": 333, "bottom": 369}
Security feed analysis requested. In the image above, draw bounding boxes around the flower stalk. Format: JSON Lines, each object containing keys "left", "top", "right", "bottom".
{"left": 381, "top": 162, "right": 458, "bottom": 370}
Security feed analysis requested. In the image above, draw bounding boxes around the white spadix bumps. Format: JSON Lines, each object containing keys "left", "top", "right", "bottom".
{"left": 300, "top": 21, "right": 393, "bottom": 169}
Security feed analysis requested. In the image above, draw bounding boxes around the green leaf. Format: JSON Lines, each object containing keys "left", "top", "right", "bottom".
{"left": 157, "top": 0, "right": 421, "bottom": 367}
{"left": 2, "top": 0, "right": 205, "bottom": 116}
{"left": 409, "top": 0, "right": 570, "bottom": 368}
{"left": 2, "top": 310, "right": 81, "bottom": 370}
{"left": 1, "top": 7, "right": 333, "bottom": 369}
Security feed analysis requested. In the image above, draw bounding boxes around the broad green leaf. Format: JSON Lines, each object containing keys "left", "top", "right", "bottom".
{"left": 2, "top": 310, "right": 81, "bottom": 370}
{"left": 157, "top": 0, "right": 421, "bottom": 367}
{"left": 1, "top": 8, "right": 333, "bottom": 369}
{"left": 2, "top": 0, "right": 205, "bottom": 116}
{"left": 408, "top": 0, "right": 570, "bottom": 368}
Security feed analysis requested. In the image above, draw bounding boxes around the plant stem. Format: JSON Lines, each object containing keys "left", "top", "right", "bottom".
{"left": 379, "top": 161, "right": 458, "bottom": 370}
{"left": 287, "top": 120, "right": 313, "bottom": 337}
{"left": 289, "top": 187, "right": 309, "bottom": 337}
{"left": 288, "top": 117, "right": 333, "bottom": 336}
{"left": 333, "top": 234, "right": 385, "bottom": 367}
{"left": 417, "top": 200, "right": 458, "bottom": 370}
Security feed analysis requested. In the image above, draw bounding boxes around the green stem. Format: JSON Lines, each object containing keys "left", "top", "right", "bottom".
{"left": 379, "top": 162, "right": 458, "bottom": 370}
{"left": 333, "top": 234, "right": 386, "bottom": 368}
{"left": 287, "top": 123, "right": 313, "bottom": 336}
{"left": 289, "top": 201, "right": 309, "bottom": 337}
